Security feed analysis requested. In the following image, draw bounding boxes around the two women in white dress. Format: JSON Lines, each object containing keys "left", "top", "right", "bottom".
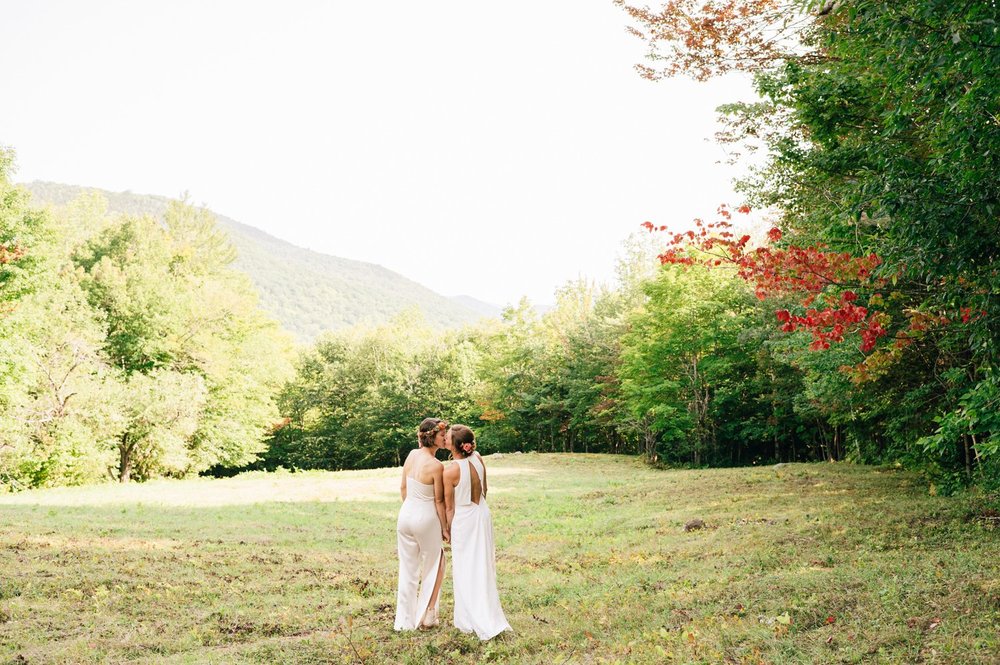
{"left": 394, "top": 419, "right": 511, "bottom": 641}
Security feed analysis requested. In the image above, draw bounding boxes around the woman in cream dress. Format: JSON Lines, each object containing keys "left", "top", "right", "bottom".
{"left": 394, "top": 418, "right": 449, "bottom": 630}
{"left": 443, "top": 425, "right": 511, "bottom": 640}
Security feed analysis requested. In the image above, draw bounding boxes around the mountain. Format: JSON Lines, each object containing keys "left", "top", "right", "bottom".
{"left": 449, "top": 295, "right": 503, "bottom": 318}
{"left": 23, "top": 181, "right": 492, "bottom": 341}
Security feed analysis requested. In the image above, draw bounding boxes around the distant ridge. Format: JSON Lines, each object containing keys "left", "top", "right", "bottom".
{"left": 449, "top": 294, "right": 503, "bottom": 318}
{"left": 24, "top": 181, "right": 492, "bottom": 340}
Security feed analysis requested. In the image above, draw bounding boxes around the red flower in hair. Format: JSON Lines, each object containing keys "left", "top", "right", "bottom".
{"left": 462, "top": 443, "right": 473, "bottom": 453}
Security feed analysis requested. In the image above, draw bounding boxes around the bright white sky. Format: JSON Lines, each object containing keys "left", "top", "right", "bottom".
{"left": 1, "top": 0, "right": 754, "bottom": 307}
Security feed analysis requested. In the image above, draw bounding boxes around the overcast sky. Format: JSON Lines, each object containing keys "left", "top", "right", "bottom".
{"left": 2, "top": 0, "right": 755, "bottom": 307}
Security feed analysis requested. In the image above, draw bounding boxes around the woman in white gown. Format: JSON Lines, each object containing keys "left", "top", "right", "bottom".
{"left": 443, "top": 425, "right": 512, "bottom": 640}
{"left": 394, "top": 418, "right": 449, "bottom": 631}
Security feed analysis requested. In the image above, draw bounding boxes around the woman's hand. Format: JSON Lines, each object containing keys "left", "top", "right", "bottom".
{"left": 442, "top": 527, "right": 450, "bottom": 544}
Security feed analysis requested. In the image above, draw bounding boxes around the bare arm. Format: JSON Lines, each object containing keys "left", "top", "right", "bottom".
{"left": 400, "top": 449, "right": 414, "bottom": 501}
{"left": 432, "top": 463, "right": 449, "bottom": 543}
{"left": 443, "top": 464, "right": 458, "bottom": 532}
{"left": 474, "top": 451, "right": 487, "bottom": 496}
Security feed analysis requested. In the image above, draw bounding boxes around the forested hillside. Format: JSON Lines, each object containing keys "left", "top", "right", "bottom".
{"left": 24, "top": 182, "right": 490, "bottom": 340}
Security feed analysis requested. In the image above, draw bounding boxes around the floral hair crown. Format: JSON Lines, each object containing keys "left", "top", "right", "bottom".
{"left": 420, "top": 420, "right": 447, "bottom": 435}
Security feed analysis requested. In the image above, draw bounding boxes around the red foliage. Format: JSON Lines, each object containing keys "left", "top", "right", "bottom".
{"left": 0, "top": 242, "right": 25, "bottom": 265}
{"left": 646, "top": 206, "right": 982, "bottom": 367}
{"left": 0, "top": 242, "right": 27, "bottom": 316}
{"left": 647, "top": 205, "right": 889, "bottom": 353}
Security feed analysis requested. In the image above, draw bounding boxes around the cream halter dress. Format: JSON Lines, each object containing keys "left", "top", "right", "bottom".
{"left": 450, "top": 455, "right": 511, "bottom": 640}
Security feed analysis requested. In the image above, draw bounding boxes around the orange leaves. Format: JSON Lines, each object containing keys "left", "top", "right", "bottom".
{"left": 479, "top": 407, "right": 506, "bottom": 422}
{"left": 615, "top": 0, "right": 794, "bottom": 81}
{"left": 0, "top": 242, "right": 25, "bottom": 265}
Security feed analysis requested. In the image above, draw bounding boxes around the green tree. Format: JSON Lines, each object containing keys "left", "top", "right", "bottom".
{"left": 0, "top": 153, "right": 119, "bottom": 488}
{"left": 620, "top": 0, "right": 1000, "bottom": 485}
{"left": 72, "top": 199, "right": 292, "bottom": 481}
{"left": 269, "top": 310, "right": 481, "bottom": 471}
{"left": 620, "top": 263, "right": 756, "bottom": 464}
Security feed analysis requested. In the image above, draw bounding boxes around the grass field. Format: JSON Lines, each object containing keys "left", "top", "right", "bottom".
{"left": 1, "top": 454, "right": 997, "bottom": 664}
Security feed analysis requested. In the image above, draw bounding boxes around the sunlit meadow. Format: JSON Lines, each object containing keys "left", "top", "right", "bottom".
{"left": 2, "top": 454, "right": 997, "bottom": 664}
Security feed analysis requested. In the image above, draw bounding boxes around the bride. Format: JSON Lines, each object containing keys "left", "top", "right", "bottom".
{"left": 443, "top": 424, "right": 512, "bottom": 640}
{"left": 394, "top": 418, "right": 449, "bottom": 631}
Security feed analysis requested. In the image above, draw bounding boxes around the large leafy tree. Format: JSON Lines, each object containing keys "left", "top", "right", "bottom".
{"left": 619, "top": 1, "right": 1000, "bottom": 485}
{"left": 620, "top": 264, "right": 758, "bottom": 464}
{"left": 0, "top": 154, "right": 115, "bottom": 487}
{"left": 72, "top": 199, "right": 292, "bottom": 481}
{"left": 0, "top": 149, "right": 44, "bottom": 309}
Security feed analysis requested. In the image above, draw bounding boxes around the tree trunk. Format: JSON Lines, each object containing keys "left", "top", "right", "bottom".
{"left": 816, "top": 419, "right": 831, "bottom": 462}
{"left": 642, "top": 418, "right": 657, "bottom": 463}
{"left": 118, "top": 433, "right": 133, "bottom": 483}
{"left": 963, "top": 434, "right": 972, "bottom": 479}
{"left": 771, "top": 370, "right": 780, "bottom": 463}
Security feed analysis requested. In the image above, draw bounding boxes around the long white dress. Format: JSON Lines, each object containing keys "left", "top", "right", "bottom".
{"left": 451, "top": 456, "right": 511, "bottom": 640}
{"left": 395, "top": 476, "right": 444, "bottom": 630}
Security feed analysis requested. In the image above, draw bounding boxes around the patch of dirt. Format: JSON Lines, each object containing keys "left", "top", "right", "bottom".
{"left": 968, "top": 508, "right": 999, "bottom": 529}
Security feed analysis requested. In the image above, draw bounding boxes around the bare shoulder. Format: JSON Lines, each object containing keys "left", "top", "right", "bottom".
{"left": 443, "top": 461, "right": 460, "bottom": 480}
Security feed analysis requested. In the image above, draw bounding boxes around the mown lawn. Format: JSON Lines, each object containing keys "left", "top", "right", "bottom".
{"left": 1, "top": 454, "right": 997, "bottom": 664}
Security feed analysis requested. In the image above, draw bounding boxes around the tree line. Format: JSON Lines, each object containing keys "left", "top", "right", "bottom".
{"left": 0, "top": 149, "right": 994, "bottom": 493}
{"left": 2, "top": 1, "right": 996, "bottom": 493}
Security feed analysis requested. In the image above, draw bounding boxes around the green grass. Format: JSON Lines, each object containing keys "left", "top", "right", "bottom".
{"left": 1, "top": 455, "right": 997, "bottom": 664}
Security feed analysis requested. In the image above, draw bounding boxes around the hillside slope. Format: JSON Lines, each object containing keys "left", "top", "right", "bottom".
{"left": 24, "top": 181, "right": 492, "bottom": 340}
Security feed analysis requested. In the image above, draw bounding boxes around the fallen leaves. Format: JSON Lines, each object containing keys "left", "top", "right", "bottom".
{"left": 906, "top": 616, "right": 943, "bottom": 632}
{"left": 683, "top": 518, "right": 706, "bottom": 532}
